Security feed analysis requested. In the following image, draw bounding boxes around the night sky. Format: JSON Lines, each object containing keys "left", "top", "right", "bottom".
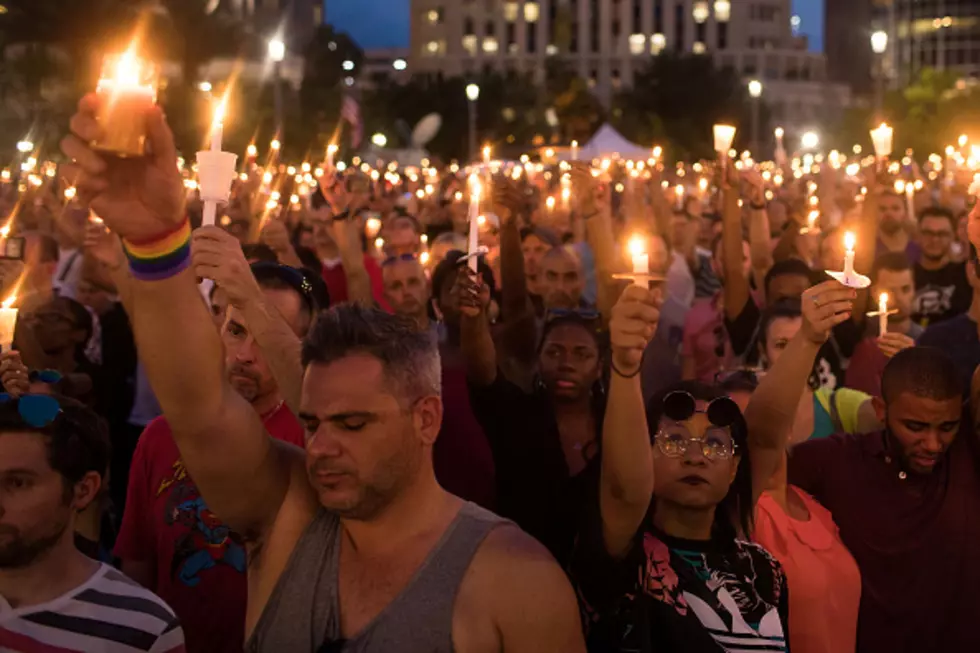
{"left": 325, "top": 0, "right": 824, "bottom": 52}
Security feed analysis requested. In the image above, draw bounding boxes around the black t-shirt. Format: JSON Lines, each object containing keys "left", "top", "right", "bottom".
{"left": 725, "top": 295, "right": 863, "bottom": 390}
{"left": 572, "top": 506, "right": 790, "bottom": 653}
{"left": 467, "top": 374, "right": 595, "bottom": 566}
{"left": 912, "top": 261, "right": 971, "bottom": 327}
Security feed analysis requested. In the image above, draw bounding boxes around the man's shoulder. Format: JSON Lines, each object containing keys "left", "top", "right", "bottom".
{"left": 921, "top": 314, "right": 972, "bottom": 341}
{"left": 794, "top": 430, "right": 870, "bottom": 459}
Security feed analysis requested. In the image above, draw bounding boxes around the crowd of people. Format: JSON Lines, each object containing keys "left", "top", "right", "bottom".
{"left": 2, "top": 90, "right": 980, "bottom": 653}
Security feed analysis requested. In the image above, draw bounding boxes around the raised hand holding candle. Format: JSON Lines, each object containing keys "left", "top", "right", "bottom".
{"left": 196, "top": 96, "right": 238, "bottom": 228}
{"left": 94, "top": 51, "right": 158, "bottom": 157}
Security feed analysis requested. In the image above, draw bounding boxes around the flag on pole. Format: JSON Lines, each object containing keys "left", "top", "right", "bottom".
{"left": 341, "top": 95, "right": 362, "bottom": 148}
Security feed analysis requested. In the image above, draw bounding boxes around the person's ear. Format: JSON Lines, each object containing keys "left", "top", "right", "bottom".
{"left": 413, "top": 395, "right": 443, "bottom": 446}
{"left": 71, "top": 471, "right": 102, "bottom": 512}
{"left": 872, "top": 396, "right": 887, "bottom": 425}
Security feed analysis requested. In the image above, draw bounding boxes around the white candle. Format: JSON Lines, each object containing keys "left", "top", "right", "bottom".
{"left": 905, "top": 184, "right": 915, "bottom": 219}
{"left": 210, "top": 101, "right": 225, "bottom": 152}
{"left": 878, "top": 292, "right": 889, "bottom": 335}
{"left": 674, "top": 184, "right": 685, "bottom": 211}
{"left": 628, "top": 236, "right": 648, "bottom": 286}
{"left": 326, "top": 144, "right": 338, "bottom": 169}
{"left": 713, "top": 125, "right": 737, "bottom": 155}
{"left": 546, "top": 196, "right": 555, "bottom": 213}
{"left": 0, "top": 296, "right": 17, "bottom": 352}
{"left": 843, "top": 231, "right": 856, "bottom": 278}
{"left": 870, "top": 123, "right": 893, "bottom": 159}
{"left": 483, "top": 145, "right": 491, "bottom": 168}
{"left": 468, "top": 175, "right": 481, "bottom": 273}
{"left": 571, "top": 140, "right": 579, "bottom": 162}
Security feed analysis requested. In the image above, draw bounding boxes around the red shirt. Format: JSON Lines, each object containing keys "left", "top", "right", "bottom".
{"left": 114, "top": 403, "right": 304, "bottom": 653}
{"left": 321, "top": 254, "right": 390, "bottom": 309}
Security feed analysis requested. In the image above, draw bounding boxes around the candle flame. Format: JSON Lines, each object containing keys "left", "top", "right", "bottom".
{"left": 469, "top": 174, "right": 481, "bottom": 201}
{"left": 270, "top": 139, "right": 281, "bottom": 151}
{"left": 628, "top": 235, "right": 646, "bottom": 258}
{"left": 213, "top": 97, "right": 226, "bottom": 126}
{"left": 545, "top": 196, "right": 556, "bottom": 210}
{"left": 879, "top": 292, "right": 889, "bottom": 306}
{"left": 420, "top": 251, "right": 430, "bottom": 265}
{"left": 115, "top": 50, "right": 141, "bottom": 87}
{"left": 246, "top": 144, "right": 257, "bottom": 157}
{"left": 844, "top": 231, "right": 856, "bottom": 252}
{"left": 375, "top": 237, "right": 385, "bottom": 250}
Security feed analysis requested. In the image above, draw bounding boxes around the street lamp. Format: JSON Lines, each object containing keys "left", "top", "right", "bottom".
{"left": 871, "top": 30, "right": 888, "bottom": 120}
{"left": 466, "top": 83, "right": 480, "bottom": 162}
{"left": 748, "top": 79, "right": 763, "bottom": 156}
{"left": 268, "top": 37, "right": 286, "bottom": 144}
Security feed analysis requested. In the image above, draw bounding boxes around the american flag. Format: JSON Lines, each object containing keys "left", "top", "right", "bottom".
{"left": 341, "top": 95, "right": 362, "bottom": 148}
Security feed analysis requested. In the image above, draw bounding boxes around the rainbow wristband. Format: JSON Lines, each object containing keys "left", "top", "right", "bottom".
{"left": 123, "top": 219, "right": 192, "bottom": 281}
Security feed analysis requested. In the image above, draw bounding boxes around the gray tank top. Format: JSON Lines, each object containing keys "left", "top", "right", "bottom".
{"left": 245, "top": 502, "right": 506, "bottom": 652}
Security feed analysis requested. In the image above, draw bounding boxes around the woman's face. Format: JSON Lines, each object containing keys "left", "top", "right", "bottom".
{"left": 761, "top": 316, "right": 803, "bottom": 368}
{"left": 651, "top": 402, "right": 741, "bottom": 513}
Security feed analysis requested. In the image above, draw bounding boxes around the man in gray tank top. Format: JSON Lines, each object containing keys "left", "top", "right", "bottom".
{"left": 58, "top": 109, "right": 588, "bottom": 653}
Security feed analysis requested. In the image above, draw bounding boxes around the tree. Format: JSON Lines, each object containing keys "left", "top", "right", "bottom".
{"left": 614, "top": 53, "right": 752, "bottom": 160}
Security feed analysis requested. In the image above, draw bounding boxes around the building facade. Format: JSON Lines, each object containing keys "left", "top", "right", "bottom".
{"left": 409, "top": 0, "right": 848, "bottom": 130}
{"left": 872, "top": 0, "right": 980, "bottom": 87}
{"left": 825, "top": 0, "right": 873, "bottom": 94}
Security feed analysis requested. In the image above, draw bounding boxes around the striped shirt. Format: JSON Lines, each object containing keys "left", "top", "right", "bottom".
{"left": 0, "top": 563, "right": 185, "bottom": 653}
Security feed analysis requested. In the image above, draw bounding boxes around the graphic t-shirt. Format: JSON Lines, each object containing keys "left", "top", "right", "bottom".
{"left": 912, "top": 261, "right": 971, "bottom": 327}
{"left": 114, "top": 403, "right": 305, "bottom": 653}
{"left": 0, "top": 563, "right": 185, "bottom": 653}
{"left": 573, "top": 515, "right": 789, "bottom": 653}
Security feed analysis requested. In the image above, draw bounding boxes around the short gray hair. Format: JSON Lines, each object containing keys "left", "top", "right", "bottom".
{"left": 302, "top": 304, "right": 441, "bottom": 401}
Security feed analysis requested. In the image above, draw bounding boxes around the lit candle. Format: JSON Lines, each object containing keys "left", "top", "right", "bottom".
{"left": 674, "top": 184, "right": 685, "bottom": 210}
{"left": 878, "top": 292, "right": 889, "bottom": 336}
{"left": 420, "top": 251, "right": 430, "bottom": 266}
{"left": 571, "top": 140, "right": 579, "bottom": 162}
{"left": 843, "top": 231, "right": 856, "bottom": 278}
{"left": 905, "top": 182, "right": 915, "bottom": 219}
{"left": 210, "top": 99, "right": 225, "bottom": 152}
{"left": 628, "top": 235, "right": 648, "bottom": 286}
{"left": 326, "top": 143, "right": 338, "bottom": 169}
{"left": 483, "top": 145, "right": 491, "bottom": 168}
{"left": 714, "top": 125, "right": 737, "bottom": 156}
{"left": 468, "top": 175, "right": 481, "bottom": 273}
{"left": 246, "top": 143, "right": 257, "bottom": 159}
{"left": 366, "top": 216, "right": 382, "bottom": 238}
{"left": 545, "top": 196, "right": 556, "bottom": 212}
{"left": 870, "top": 123, "right": 893, "bottom": 159}
{"left": 94, "top": 50, "right": 158, "bottom": 157}
{"left": 0, "top": 294, "right": 17, "bottom": 352}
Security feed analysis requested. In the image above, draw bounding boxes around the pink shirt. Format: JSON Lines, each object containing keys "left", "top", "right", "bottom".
{"left": 754, "top": 488, "right": 861, "bottom": 653}
{"left": 681, "top": 294, "right": 734, "bottom": 383}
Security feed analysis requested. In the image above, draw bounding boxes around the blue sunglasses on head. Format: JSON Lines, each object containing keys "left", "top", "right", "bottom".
{"left": 0, "top": 393, "right": 62, "bottom": 428}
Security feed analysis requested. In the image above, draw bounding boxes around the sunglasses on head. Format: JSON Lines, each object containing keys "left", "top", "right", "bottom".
{"left": 382, "top": 253, "right": 419, "bottom": 267}
{"left": 0, "top": 393, "right": 62, "bottom": 428}
{"left": 662, "top": 390, "right": 740, "bottom": 428}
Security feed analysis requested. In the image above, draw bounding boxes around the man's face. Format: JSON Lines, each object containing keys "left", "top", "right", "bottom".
{"left": 538, "top": 323, "right": 601, "bottom": 403}
{"left": 300, "top": 355, "right": 441, "bottom": 520}
{"left": 310, "top": 211, "right": 336, "bottom": 252}
{"left": 918, "top": 215, "right": 954, "bottom": 262}
{"left": 539, "top": 250, "right": 584, "bottom": 310}
{"left": 761, "top": 316, "right": 802, "bottom": 367}
{"left": 767, "top": 273, "right": 810, "bottom": 304}
{"left": 222, "top": 288, "right": 306, "bottom": 404}
{"left": 874, "top": 268, "right": 914, "bottom": 323}
{"left": 383, "top": 260, "right": 429, "bottom": 320}
{"left": 76, "top": 280, "right": 113, "bottom": 316}
{"left": 874, "top": 392, "right": 961, "bottom": 474}
{"left": 521, "top": 235, "right": 550, "bottom": 279}
{"left": 0, "top": 433, "right": 78, "bottom": 568}
{"left": 878, "top": 195, "right": 907, "bottom": 236}
{"left": 30, "top": 299, "right": 84, "bottom": 356}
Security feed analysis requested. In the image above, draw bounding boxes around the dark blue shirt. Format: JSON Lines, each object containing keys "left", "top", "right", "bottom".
{"left": 917, "top": 313, "right": 980, "bottom": 393}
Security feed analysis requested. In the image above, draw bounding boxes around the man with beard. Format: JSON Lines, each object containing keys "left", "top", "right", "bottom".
{"left": 115, "top": 239, "right": 326, "bottom": 653}
{"left": 0, "top": 395, "right": 185, "bottom": 651}
{"left": 911, "top": 207, "right": 971, "bottom": 326}
{"left": 61, "top": 98, "right": 583, "bottom": 653}
{"left": 875, "top": 192, "right": 921, "bottom": 263}
{"left": 382, "top": 255, "right": 434, "bottom": 335}
{"left": 537, "top": 246, "right": 587, "bottom": 311}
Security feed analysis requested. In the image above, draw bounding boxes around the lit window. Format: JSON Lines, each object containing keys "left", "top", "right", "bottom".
{"left": 426, "top": 9, "right": 441, "bottom": 24}
{"left": 693, "top": 1, "right": 709, "bottom": 24}
{"left": 629, "top": 33, "right": 646, "bottom": 55}
{"left": 463, "top": 34, "right": 478, "bottom": 55}
{"left": 524, "top": 2, "right": 540, "bottom": 22}
{"left": 693, "top": 41, "right": 706, "bottom": 54}
{"left": 508, "top": 42, "right": 520, "bottom": 54}
{"left": 546, "top": 43, "right": 558, "bottom": 55}
{"left": 714, "top": 0, "right": 731, "bottom": 22}
{"left": 651, "top": 33, "right": 666, "bottom": 54}
{"left": 424, "top": 40, "right": 445, "bottom": 55}
{"left": 504, "top": 2, "right": 518, "bottom": 22}
{"left": 483, "top": 37, "right": 499, "bottom": 53}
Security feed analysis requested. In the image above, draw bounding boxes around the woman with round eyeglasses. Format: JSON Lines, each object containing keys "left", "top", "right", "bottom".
{"left": 571, "top": 283, "right": 793, "bottom": 653}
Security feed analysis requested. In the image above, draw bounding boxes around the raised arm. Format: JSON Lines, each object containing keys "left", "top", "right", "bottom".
{"left": 60, "top": 95, "right": 293, "bottom": 537}
{"left": 493, "top": 177, "right": 532, "bottom": 324}
{"left": 721, "top": 169, "right": 750, "bottom": 320}
{"left": 573, "top": 164, "right": 619, "bottom": 325}
{"left": 601, "top": 284, "right": 661, "bottom": 558}
{"left": 192, "top": 226, "right": 304, "bottom": 416}
{"left": 743, "top": 169, "right": 775, "bottom": 277}
{"left": 851, "top": 173, "right": 880, "bottom": 320}
{"left": 458, "top": 267, "right": 499, "bottom": 387}
{"left": 743, "top": 280, "right": 855, "bottom": 504}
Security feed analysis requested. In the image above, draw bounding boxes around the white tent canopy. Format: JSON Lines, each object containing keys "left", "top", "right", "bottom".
{"left": 580, "top": 124, "right": 651, "bottom": 161}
